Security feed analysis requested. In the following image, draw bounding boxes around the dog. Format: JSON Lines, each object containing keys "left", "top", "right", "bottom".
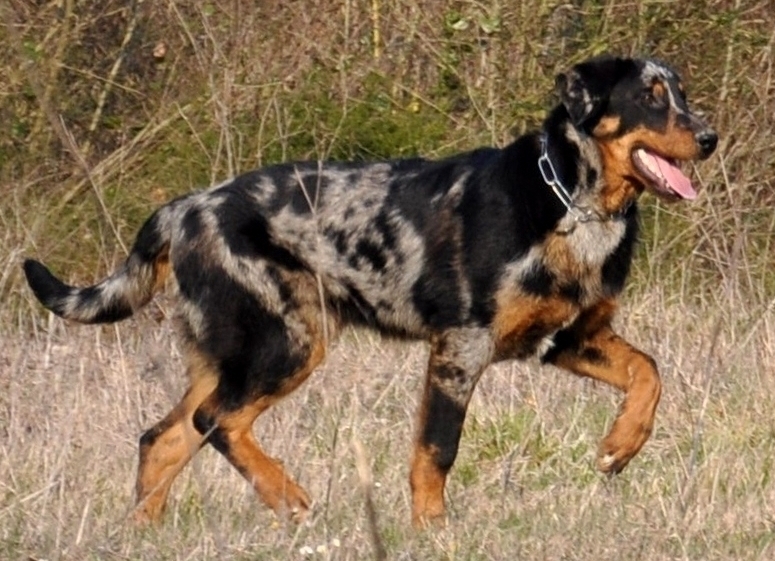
{"left": 23, "top": 55, "right": 717, "bottom": 527}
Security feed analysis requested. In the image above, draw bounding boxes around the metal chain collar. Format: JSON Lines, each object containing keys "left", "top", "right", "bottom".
{"left": 537, "top": 135, "right": 608, "bottom": 231}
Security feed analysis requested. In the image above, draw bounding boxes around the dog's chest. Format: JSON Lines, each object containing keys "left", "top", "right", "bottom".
{"left": 552, "top": 215, "right": 631, "bottom": 294}
{"left": 555, "top": 217, "right": 628, "bottom": 273}
{"left": 491, "top": 217, "right": 629, "bottom": 359}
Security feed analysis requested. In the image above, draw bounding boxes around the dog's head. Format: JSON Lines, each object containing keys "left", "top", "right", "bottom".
{"left": 556, "top": 55, "right": 717, "bottom": 202}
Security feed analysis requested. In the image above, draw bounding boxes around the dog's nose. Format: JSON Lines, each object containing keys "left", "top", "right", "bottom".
{"left": 696, "top": 130, "right": 718, "bottom": 159}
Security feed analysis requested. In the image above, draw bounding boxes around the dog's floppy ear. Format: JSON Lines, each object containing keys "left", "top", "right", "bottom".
{"left": 555, "top": 55, "right": 624, "bottom": 130}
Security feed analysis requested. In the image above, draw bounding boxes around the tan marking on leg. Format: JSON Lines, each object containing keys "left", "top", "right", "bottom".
{"left": 134, "top": 351, "right": 217, "bottom": 523}
{"left": 409, "top": 329, "right": 492, "bottom": 528}
{"left": 410, "top": 445, "right": 447, "bottom": 528}
{"left": 492, "top": 292, "right": 577, "bottom": 358}
{"left": 550, "top": 303, "right": 661, "bottom": 473}
{"left": 592, "top": 344, "right": 661, "bottom": 473}
{"left": 410, "top": 359, "right": 450, "bottom": 528}
{"left": 219, "top": 411, "right": 312, "bottom": 520}
{"left": 202, "top": 338, "right": 326, "bottom": 521}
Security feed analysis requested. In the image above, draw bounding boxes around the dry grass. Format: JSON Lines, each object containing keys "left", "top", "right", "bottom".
{"left": 1, "top": 0, "right": 775, "bottom": 559}
{"left": 2, "top": 292, "right": 774, "bottom": 560}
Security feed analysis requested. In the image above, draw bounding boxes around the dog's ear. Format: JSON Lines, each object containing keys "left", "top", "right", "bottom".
{"left": 555, "top": 56, "right": 624, "bottom": 130}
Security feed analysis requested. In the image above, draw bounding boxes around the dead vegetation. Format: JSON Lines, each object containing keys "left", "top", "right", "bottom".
{"left": 1, "top": 1, "right": 774, "bottom": 559}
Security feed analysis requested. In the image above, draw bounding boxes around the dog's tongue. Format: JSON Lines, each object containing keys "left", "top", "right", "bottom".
{"left": 636, "top": 149, "right": 697, "bottom": 200}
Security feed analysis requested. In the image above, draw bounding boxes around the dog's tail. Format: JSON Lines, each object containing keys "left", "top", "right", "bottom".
{"left": 23, "top": 204, "right": 177, "bottom": 324}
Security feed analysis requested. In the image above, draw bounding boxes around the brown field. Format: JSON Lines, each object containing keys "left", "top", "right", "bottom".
{"left": 1, "top": 1, "right": 774, "bottom": 559}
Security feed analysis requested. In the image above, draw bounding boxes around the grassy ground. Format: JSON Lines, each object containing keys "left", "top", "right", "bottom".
{"left": 2, "top": 296, "right": 774, "bottom": 560}
{"left": 1, "top": 0, "right": 774, "bottom": 559}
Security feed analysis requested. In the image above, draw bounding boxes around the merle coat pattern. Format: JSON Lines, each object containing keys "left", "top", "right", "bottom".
{"left": 24, "top": 55, "right": 717, "bottom": 527}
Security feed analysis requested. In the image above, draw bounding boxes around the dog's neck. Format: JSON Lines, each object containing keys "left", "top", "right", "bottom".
{"left": 540, "top": 110, "right": 635, "bottom": 229}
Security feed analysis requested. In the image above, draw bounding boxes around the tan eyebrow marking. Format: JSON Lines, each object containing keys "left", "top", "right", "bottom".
{"left": 652, "top": 81, "right": 666, "bottom": 99}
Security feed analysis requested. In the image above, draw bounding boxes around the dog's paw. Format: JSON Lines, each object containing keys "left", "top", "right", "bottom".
{"left": 596, "top": 436, "right": 638, "bottom": 475}
{"left": 596, "top": 415, "right": 654, "bottom": 475}
{"left": 596, "top": 430, "right": 648, "bottom": 474}
{"left": 278, "top": 487, "right": 312, "bottom": 523}
{"left": 596, "top": 451, "right": 627, "bottom": 475}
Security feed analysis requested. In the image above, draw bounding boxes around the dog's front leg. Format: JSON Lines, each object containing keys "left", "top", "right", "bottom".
{"left": 543, "top": 301, "right": 662, "bottom": 474}
{"left": 410, "top": 327, "right": 494, "bottom": 528}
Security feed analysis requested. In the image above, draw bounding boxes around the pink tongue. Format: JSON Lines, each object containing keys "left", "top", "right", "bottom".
{"left": 655, "top": 156, "right": 697, "bottom": 199}
{"left": 640, "top": 150, "right": 697, "bottom": 200}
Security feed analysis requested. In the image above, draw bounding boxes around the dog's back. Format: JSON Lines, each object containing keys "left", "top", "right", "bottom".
{"left": 158, "top": 148, "right": 520, "bottom": 338}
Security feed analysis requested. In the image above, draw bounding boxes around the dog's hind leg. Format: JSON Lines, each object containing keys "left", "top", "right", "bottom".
{"left": 134, "top": 350, "right": 218, "bottom": 523}
{"left": 410, "top": 328, "right": 494, "bottom": 528}
{"left": 192, "top": 335, "right": 326, "bottom": 521}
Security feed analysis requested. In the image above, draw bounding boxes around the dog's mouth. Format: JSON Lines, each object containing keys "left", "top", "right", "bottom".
{"left": 632, "top": 148, "right": 697, "bottom": 201}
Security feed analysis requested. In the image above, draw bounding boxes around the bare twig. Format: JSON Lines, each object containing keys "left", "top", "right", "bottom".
{"left": 2, "top": 2, "right": 128, "bottom": 255}
{"left": 83, "top": 0, "right": 143, "bottom": 154}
